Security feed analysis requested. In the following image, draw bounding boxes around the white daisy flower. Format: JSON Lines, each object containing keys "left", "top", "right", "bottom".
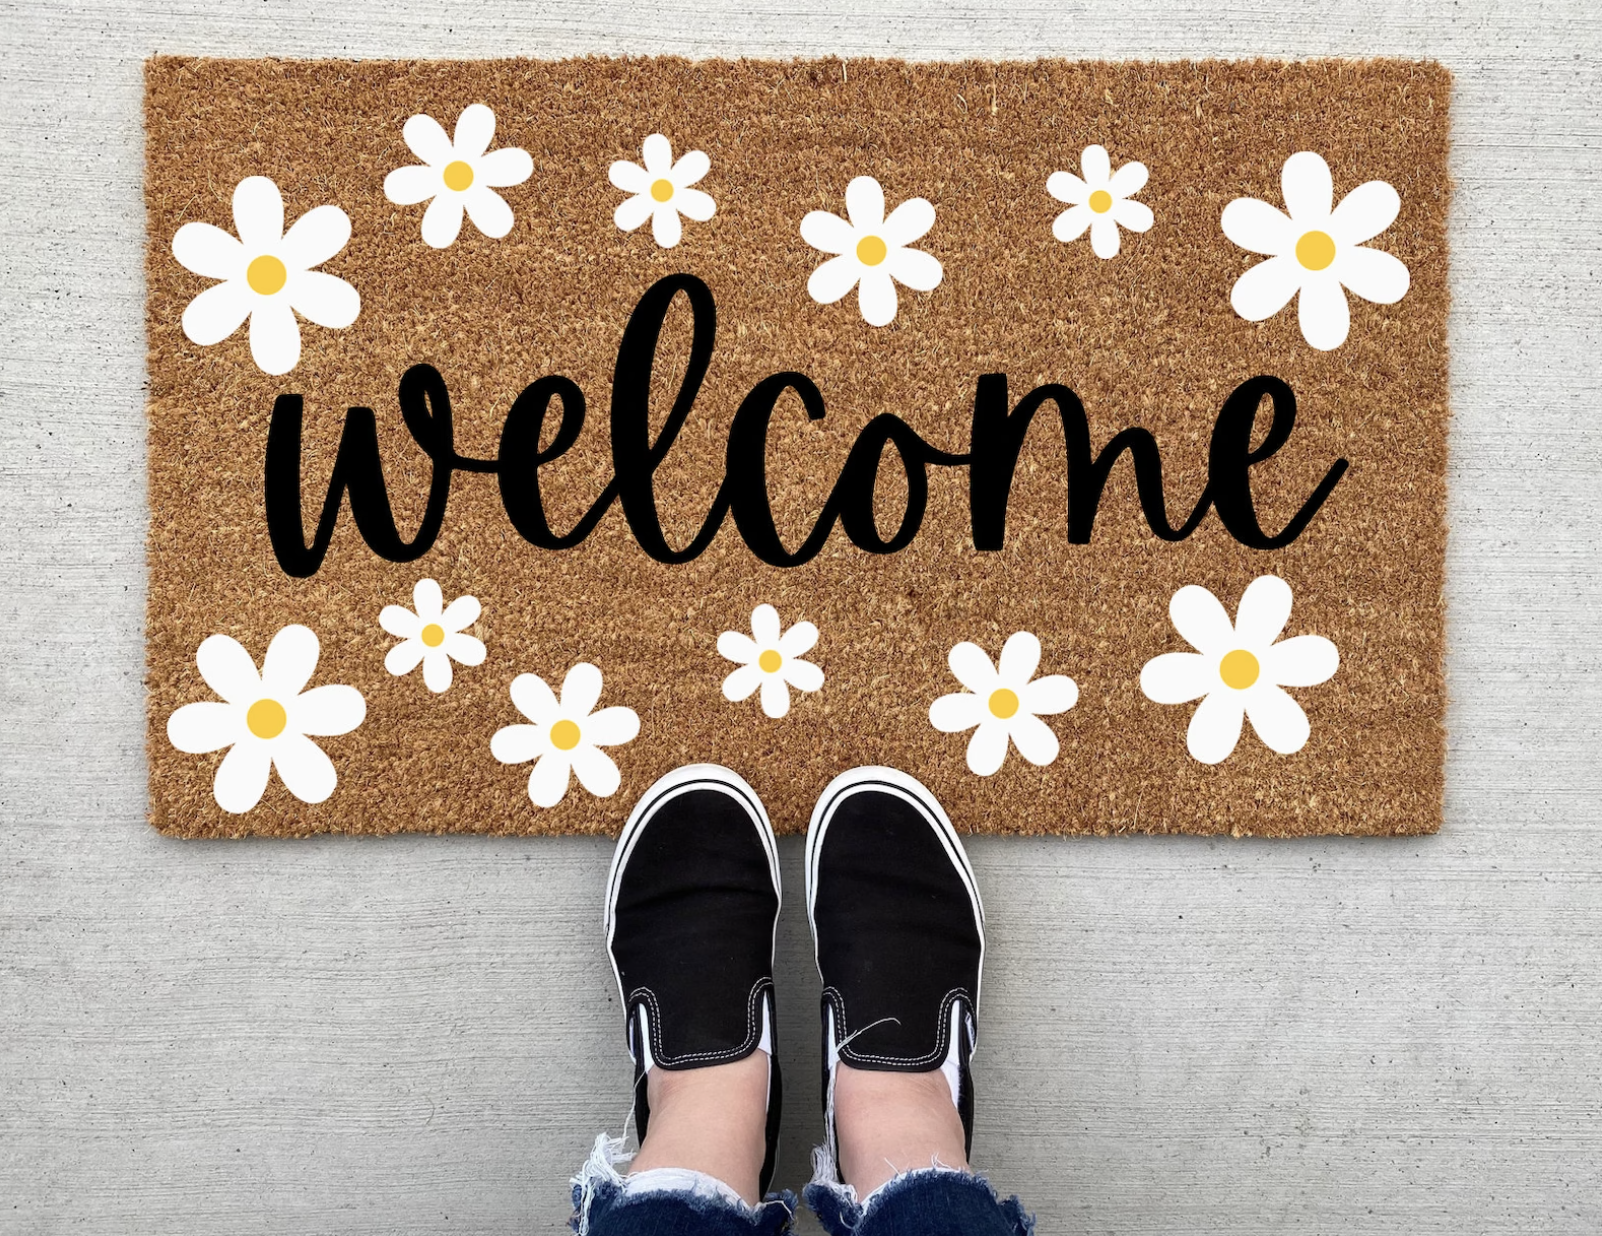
{"left": 717, "top": 603, "right": 824, "bottom": 719}
{"left": 608, "top": 133, "right": 716, "bottom": 249}
{"left": 1221, "top": 151, "right": 1410, "bottom": 351}
{"left": 383, "top": 103, "right": 533, "bottom": 249}
{"left": 379, "top": 578, "right": 486, "bottom": 694}
{"left": 1139, "top": 575, "right": 1339, "bottom": 765}
{"left": 800, "top": 176, "right": 943, "bottom": 327}
{"left": 166, "top": 624, "right": 366, "bottom": 813}
{"left": 171, "top": 176, "right": 359, "bottom": 376}
{"left": 491, "top": 664, "right": 640, "bottom": 808}
{"left": 1046, "top": 144, "right": 1153, "bottom": 258}
{"left": 929, "top": 632, "right": 1079, "bottom": 776}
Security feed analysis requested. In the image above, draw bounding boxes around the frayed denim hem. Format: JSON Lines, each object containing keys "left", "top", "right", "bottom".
{"left": 570, "top": 1132, "right": 797, "bottom": 1235}
{"left": 804, "top": 1156, "right": 1035, "bottom": 1236}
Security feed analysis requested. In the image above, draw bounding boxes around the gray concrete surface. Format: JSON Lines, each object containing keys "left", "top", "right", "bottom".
{"left": 3, "top": 1, "right": 1600, "bottom": 1232}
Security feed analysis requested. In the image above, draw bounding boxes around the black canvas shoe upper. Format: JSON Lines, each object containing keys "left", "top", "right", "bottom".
{"left": 806, "top": 766, "right": 986, "bottom": 1162}
{"left": 605, "top": 764, "right": 783, "bottom": 1194}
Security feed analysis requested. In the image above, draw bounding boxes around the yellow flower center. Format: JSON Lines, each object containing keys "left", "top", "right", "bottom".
{"left": 856, "top": 235, "right": 888, "bottom": 266}
{"left": 245, "top": 255, "right": 287, "bottom": 296}
{"left": 1088, "top": 189, "right": 1113, "bottom": 213}
{"left": 758, "top": 649, "right": 783, "bottom": 673}
{"left": 650, "top": 178, "right": 675, "bottom": 203}
{"left": 550, "top": 719, "right": 582, "bottom": 751}
{"left": 443, "top": 160, "right": 475, "bottom": 192}
{"left": 246, "top": 698, "right": 287, "bottom": 740}
{"left": 421, "top": 623, "right": 445, "bottom": 648}
{"left": 1295, "top": 230, "right": 1337, "bottom": 271}
{"left": 987, "top": 688, "right": 1019, "bottom": 719}
{"left": 1219, "top": 649, "right": 1261, "bottom": 690}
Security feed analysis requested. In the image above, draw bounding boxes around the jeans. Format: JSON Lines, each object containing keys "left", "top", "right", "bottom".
{"left": 571, "top": 1134, "right": 1035, "bottom": 1236}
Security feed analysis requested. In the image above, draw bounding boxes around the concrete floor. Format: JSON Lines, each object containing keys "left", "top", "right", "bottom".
{"left": 3, "top": 2, "right": 1600, "bottom": 1232}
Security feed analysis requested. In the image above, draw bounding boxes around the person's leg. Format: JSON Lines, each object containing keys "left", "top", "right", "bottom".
{"left": 801, "top": 766, "right": 1034, "bottom": 1236}
{"left": 570, "top": 765, "right": 795, "bottom": 1235}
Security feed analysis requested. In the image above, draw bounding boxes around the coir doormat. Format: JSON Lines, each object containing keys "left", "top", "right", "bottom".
{"left": 144, "top": 56, "right": 1450, "bottom": 839}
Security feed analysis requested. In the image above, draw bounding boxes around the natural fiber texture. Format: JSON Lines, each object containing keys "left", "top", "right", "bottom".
{"left": 144, "top": 56, "right": 1449, "bottom": 838}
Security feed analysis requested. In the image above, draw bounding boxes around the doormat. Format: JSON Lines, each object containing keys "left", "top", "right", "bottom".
{"left": 144, "top": 56, "right": 1450, "bottom": 839}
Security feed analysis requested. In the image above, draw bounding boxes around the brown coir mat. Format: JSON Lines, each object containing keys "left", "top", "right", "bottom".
{"left": 144, "top": 56, "right": 1450, "bottom": 839}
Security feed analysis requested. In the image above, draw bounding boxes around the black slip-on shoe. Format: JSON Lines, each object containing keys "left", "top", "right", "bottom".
{"left": 604, "top": 763, "right": 783, "bottom": 1196}
{"left": 806, "top": 765, "right": 986, "bottom": 1173}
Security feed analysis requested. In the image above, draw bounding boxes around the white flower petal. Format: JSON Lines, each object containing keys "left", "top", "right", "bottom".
{"left": 1262, "top": 635, "right": 1339, "bottom": 687}
{"left": 463, "top": 185, "right": 514, "bottom": 239}
{"left": 882, "top": 197, "right": 935, "bottom": 247}
{"left": 379, "top": 605, "right": 420, "bottom": 638}
{"left": 965, "top": 720, "right": 1010, "bottom": 776}
{"left": 214, "top": 742, "right": 273, "bottom": 813}
{"left": 584, "top": 706, "right": 640, "bottom": 748}
{"left": 857, "top": 268, "right": 898, "bottom": 326}
{"left": 783, "top": 659, "right": 824, "bottom": 693}
{"left": 1244, "top": 684, "right": 1312, "bottom": 755}
{"left": 800, "top": 210, "right": 858, "bottom": 255}
{"left": 509, "top": 672, "right": 559, "bottom": 723}
{"left": 172, "top": 222, "right": 245, "bottom": 280}
{"left": 1297, "top": 274, "right": 1351, "bottom": 351}
{"left": 1090, "top": 215, "right": 1121, "bottom": 259}
{"left": 527, "top": 752, "right": 572, "bottom": 807}
{"left": 844, "top": 176, "right": 885, "bottom": 230}
{"left": 271, "top": 731, "right": 338, "bottom": 803}
{"left": 286, "top": 271, "right": 360, "bottom": 330}
{"left": 491, "top": 723, "right": 541, "bottom": 764}
{"left": 641, "top": 134, "right": 674, "bottom": 176}
{"left": 750, "top": 604, "right": 781, "bottom": 647}
{"left": 443, "top": 632, "right": 486, "bottom": 666}
{"left": 650, "top": 203, "right": 683, "bottom": 249}
{"left": 1108, "top": 160, "right": 1149, "bottom": 198}
{"left": 887, "top": 247, "right": 942, "bottom": 292}
{"left": 1186, "top": 690, "right": 1246, "bottom": 765}
{"left": 435, "top": 594, "right": 477, "bottom": 633}
{"left": 614, "top": 192, "right": 655, "bottom": 233}
{"left": 248, "top": 300, "right": 301, "bottom": 375}
{"left": 759, "top": 675, "right": 792, "bottom": 718}
{"left": 1337, "top": 246, "right": 1410, "bottom": 306}
{"left": 1169, "top": 585, "right": 1235, "bottom": 656}
{"left": 420, "top": 193, "right": 466, "bottom": 249}
{"left": 385, "top": 639, "right": 426, "bottom": 677}
{"left": 167, "top": 701, "right": 241, "bottom": 754}
{"left": 718, "top": 629, "right": 759, "bottom": 665}
{"left": 452, "top": 103, "right": 496, "bottom": 160}
{"left": 1231, "top": 256, "right": 1304, "bottom": 322}
{"left": 997, "top": 631, "right": 1041, "bottom": 686}
{"left": 180, "top": 281, "right": 253, "bottom": 347}
{"left": 1046, "top": 171, "right": 1087, "bottom": 206}
{"left": 1022, "top": 674, "right": 1077, "bottom": 715}
{"left": 259, "top": 624, "right": 319, "bottom": 699}
{"left": 474, "top": 146, "right": 531, "bottom": 188}
{"left": 1221, "top": 198, "right": 1295, "bottom": 257}
{"left": 291, "top": 684, "right": 365, "bottom": 736}
{"left": 232, "top": 176, "right": 284, "bottom": 248}
{"left": 560, "top": 662, "right": 604, "bottom": 717}
{"left": 384, "top": 163, "right": 441, "bottom": 206}
{"left": 1281, "top": 151, "right": 1333, "bottom": 223}
{"left": 1079, "top": 144, "right": 1111, "bottom": 186}
{"left": 571, "top": 745, "right": 623, "bottom": 798}
{"left": 409, "top": 578, "right": 442, "bottom": 622}
{"left": 1139, "top": 651, "right": 1213, "bottom": 704}
{"left": 930, "top": 692, "right": 986, "bottom": 734}
{"left": 1233, "top": 575, "right": 1294, "bottom": 650}
{"left": 722, "top": 663, "right": 764, "bottom": 702}
{"left": 1051, "top": 205, "right": 1092, "bottom": 243}
{"left": 947, "top": 642, "right": 999, "bottom": 696}
{"left": 609, "top": 160, "right": 650, "bottom": 194}
{"left": 778, "top": 621, "right": 818, "bottom": 658}
{"left": 1329, "top": 180, "right": 1401, "bottom": 246}
{"left": 196, "top": 633, "right": 261, "bottom": 704}
{"left": 675, "top": 187, "right": 716, "bottom": 223}
{"left": 670, "top": 149, "right": 710, "bottom": 188}
{"left": 422, "top": 649, "right": 453, "bottom": 693}
{"left": 280, "top": 205, "right": 351, "bottom": 272}
{"left": 403, "top": 113, "right": 455, "bottom": 167}
{"left": 1008, "top": 712, "right": 1060, "bottom": 767}
{"left": 808, "top": 254, "right": 862, "bottom": 305}
{"left": 1112, "top": 198, "right": 1153, "bottom": 234}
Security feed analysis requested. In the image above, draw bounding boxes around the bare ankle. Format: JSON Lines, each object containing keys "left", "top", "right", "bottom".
{"left": 833, "top": 1063, "right": 968, "bottom": 1197}
{"left": 630, "top": 1052, "right": 770, "bottom": 1206}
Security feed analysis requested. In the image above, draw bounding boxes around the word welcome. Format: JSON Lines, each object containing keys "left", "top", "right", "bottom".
{"left": 263, "top": 274, "right": 1348, "bottom": 577}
